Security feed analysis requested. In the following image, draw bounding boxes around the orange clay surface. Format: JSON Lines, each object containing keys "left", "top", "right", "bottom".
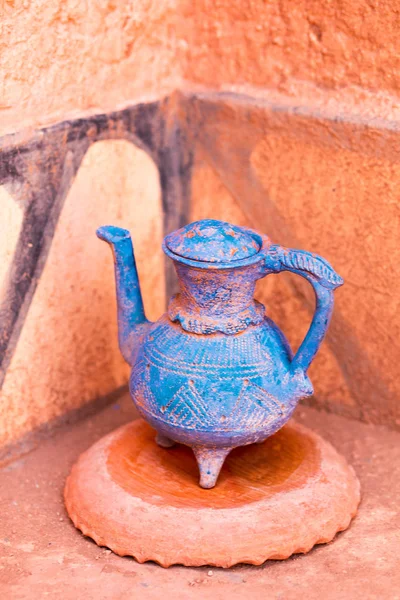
{"left": 107, "top": 420, "right": 318, "bottom": 508}
{"left": 65, "top": 418, "right": 359, "bottom": 567}
{"left": 1, "top": 393, "right": 399, "bottom": 598}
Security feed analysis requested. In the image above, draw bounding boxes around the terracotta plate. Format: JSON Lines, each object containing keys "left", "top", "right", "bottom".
{"left": 64, "top": 419, "right": 360, "bottom": 568}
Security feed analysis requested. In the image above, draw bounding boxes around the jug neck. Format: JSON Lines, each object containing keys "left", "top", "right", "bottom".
{"left": 168, "top": 263, "right": 265, "bottom": 335}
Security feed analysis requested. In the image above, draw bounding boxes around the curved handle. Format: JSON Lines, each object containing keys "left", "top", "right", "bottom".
{"left": 263, "top": 244, "right": 343, "bottom": 373}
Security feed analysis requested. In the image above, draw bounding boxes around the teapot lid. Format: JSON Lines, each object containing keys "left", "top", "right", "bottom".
{"left": 164, "top": 219, "right": 260, "bottom": 263}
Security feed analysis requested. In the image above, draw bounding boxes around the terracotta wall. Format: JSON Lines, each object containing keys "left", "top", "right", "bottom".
{"left": 181, "top": 0, "right": 400, "bottom": 96}
{"left": 1, "top": 0, "right": 399, "bottom": 453}
{"left": 187, "top": 94, "right": 400, "bottom": 428}
{"left": 0, "top": 0, "right": 182, "bottom": 137}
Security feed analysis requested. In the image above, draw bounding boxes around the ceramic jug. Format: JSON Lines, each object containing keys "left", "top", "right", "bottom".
{"left": 97, "top": 219, "right": 343, "bottom": 488}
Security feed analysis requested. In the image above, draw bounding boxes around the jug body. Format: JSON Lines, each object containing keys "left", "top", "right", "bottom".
{"left": 130, "top": 312, "right": 312, "bottom": 450}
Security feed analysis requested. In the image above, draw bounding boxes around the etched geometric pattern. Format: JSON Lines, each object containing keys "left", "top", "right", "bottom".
{"left": 160, "top": 382, "right": 213, "bottom": 429}
{"left": 230, "top": 382, "right": 284, "bottom": 430}
{"left": 140, "top": 376, "right": 286, "bottom": 432}
{"left": 142, "top": 315, "right": 282, "bottom": 380}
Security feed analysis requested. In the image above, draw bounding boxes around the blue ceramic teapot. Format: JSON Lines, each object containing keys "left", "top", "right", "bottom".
{"left": 97, "top": 220, "right": 343, "bottom": 488}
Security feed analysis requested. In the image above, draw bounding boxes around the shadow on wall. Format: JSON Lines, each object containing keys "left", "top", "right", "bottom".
{"left": 0, "top": 94, "right": 194, "bottom": 453}
{"left": 186, "top": 92, "right": 400, "bottom": 430}
{"left": 0, "top": 139, "right": 165, "bottom": 450}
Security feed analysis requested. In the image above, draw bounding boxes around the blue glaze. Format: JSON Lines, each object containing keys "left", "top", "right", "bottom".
{"left": 97, "top": 219, "right": 343, "bottom": 489}
{"left": 96, "top": 226, "right": 150, "bottom": 364}
{"left": 165, "top": 219, "right": 260, "bottom": 262}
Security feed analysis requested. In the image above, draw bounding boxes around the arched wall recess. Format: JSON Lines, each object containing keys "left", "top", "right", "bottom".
{"left": 0, "top": 139, "right": 165, "bottom": 448}
{"left": 0, "top": 96, "right": 193, "bottom": 452}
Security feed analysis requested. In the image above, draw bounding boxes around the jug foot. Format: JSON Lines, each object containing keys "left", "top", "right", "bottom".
{"left": 155, "top": 432, "right": 176, "bottom": 448}
{"left": 192, "top": 446, "right": 231, "bottom": 489}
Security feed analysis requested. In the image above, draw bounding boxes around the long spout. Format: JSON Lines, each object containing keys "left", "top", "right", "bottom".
{"left": 96, "top": 225, "right": 150, "bottom": 365}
